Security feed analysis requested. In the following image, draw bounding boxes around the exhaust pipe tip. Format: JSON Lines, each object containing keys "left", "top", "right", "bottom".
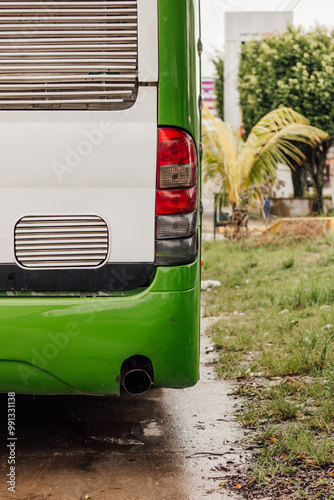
{"left": 123, "top": 369, "right": 152, "bottom": 396}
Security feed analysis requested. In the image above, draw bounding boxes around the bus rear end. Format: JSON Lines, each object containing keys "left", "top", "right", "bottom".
{"left": 0, "top": 0, "right": 201, "bottom": 395}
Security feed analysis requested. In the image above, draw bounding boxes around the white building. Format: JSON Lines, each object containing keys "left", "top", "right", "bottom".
{"left": 224, "top": 11, "right": 293, "bottom": 130}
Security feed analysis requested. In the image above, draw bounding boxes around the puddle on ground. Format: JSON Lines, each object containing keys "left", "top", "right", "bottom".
{"left": 0, "top": 313, "right": 248, "bottom": 500}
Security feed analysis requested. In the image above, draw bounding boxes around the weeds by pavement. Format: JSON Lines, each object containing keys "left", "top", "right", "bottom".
{"left": 202, "top": 232, "right": 334, "bottom": 499}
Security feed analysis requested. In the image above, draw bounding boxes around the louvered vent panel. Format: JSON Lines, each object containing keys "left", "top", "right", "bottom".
{"left": 15, "top": 215, "right": 109, "bottom": 268}
{"left": 0, "top": 0, "right": 138, "bottom": 110}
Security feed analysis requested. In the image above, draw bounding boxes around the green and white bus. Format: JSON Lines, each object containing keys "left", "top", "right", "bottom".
{"left": 0, "top": 0, "right": 201, "bottom": 396}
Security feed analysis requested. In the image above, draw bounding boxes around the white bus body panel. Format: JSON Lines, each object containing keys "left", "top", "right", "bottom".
{"left": 0, "top": 2, "right": 158, "bottom": 267}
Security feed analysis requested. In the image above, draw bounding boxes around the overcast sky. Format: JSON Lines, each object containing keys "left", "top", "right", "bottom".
{"left": 202, "top": 0, "right": 334, "bottom": 77}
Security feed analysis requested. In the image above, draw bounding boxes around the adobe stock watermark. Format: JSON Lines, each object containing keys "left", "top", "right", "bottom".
{"left": 16, "top": 295, "right": 124, "bottom": 387}
{"left": 51, "top": 64, "right": 157, "bottom": 184}
{"left": 52, "top": 120, "right": 115, "bottom": 183}
{"left": 7, "top": 393, "right": 16, "bottom": 493}
{"left": 51, "top": 92, "right": 143, "bottom": 184}
{"left": 17, "top": 321, "right": 82, "bottom": 387}
{"left": 16, "top": 300, "right": 97, "bottom": 387}
{"left": 16, "top": 265, "right": 136, "bottom": 388}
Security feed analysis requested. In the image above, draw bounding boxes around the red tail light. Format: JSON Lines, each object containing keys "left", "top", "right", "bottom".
{"left": 155, "top": 128, "right": 198, "bottom": 266}
{"left": 156, "top": 188, "right": 197, "bottom": 215}
{"left": 157, "top": 128, "right": 197, "bottom": 167}
{"left": 156, "top": 128, "right": 198, "bottom": 215}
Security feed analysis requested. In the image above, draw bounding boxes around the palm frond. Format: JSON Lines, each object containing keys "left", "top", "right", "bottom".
{"left": 241, "top": 108, "right": 328, "bottom": 188}
{"left": 203, "top": 106, "right": 245, "bottom": 204}
{"left": 202, "top": 106, "right": 329, "bottom": 206}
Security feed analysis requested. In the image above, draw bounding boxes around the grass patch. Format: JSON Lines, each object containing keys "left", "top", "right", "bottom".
{"left": 202, "top": 233, "right": 334, "bottom": 498}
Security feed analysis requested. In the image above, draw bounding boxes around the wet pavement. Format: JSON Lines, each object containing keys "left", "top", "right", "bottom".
{"left": 0, "top": 316, "right": 247, "bottom": 500}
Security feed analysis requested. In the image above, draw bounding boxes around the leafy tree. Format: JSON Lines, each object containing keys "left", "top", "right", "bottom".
{"left": 203, "top": 107, "right": 328, "bottom": 211}
{"left": 239, "top": 25, "right": 334, "bottom": 211}
{"left": 213, "top": 57, "right": 224, "bottom": 121}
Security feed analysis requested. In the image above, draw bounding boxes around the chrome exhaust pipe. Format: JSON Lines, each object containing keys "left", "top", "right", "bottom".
{"left": 123, "top": 369, "right": 152, "bottom": 395}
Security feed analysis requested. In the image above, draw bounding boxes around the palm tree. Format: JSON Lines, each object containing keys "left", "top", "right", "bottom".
{"left": 203, "top": 107, "right": 329, "bottom": 209}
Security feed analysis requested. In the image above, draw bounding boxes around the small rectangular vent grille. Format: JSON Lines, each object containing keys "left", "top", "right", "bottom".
{"left": 0, "top": 0, "right": 138, "bottom": 110}
{"left": 15, "top": 215, "right": 109, "bottom": 268}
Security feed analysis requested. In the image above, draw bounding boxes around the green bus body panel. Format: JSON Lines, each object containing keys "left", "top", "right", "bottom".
{"left": 0, "top": 261, "right": 200, "bottom": 395}
{"left": 0, "top": 2, "right": 202, "bottom": 395}
{"left": 158, "top": 0, "right": 200, "bottom": 143}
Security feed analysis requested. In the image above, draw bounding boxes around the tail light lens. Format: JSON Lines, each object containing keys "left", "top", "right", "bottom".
{"left": 155, "top": 236, "right": 197, "bottom": 266}
{"left": 159, "top": 164, "right": 196, "bottom": 189}
{"left": 157, "top": 212, "right": 197, "bottom": 240}
{"left": 155, "top": 128, "right": 198, "bottom": 266}
{"left": 156, "top": 187, "right": 197, "bottom": 215}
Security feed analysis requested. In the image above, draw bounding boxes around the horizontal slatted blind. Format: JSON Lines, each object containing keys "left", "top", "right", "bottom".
{"left": 0, "top": 0, "right": 138, "bottom": 110}
{"left": 15, "top": 215, "right": 109, "bottom": 268}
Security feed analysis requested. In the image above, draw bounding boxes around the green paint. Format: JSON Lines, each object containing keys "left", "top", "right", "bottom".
{"left": 0, "top": 262, "right": 200, "bottom": 394}
{"left": 158, "top": 0, "right": 200, "bottom": 144}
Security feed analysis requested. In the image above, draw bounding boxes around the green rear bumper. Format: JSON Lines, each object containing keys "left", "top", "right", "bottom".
{"left": 0, "top": 260, "right": 200, "bottom": 395}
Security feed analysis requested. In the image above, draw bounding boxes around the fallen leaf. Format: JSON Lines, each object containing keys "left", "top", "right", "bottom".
{"left": 219, "top": 482, "right": 226, "bottom": 487}
{"left": 264, "top": 476, "right": 271, "bottom": 482}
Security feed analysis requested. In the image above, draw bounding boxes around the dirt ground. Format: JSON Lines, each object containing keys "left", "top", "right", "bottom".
{"left": 0, "top": 317, "right": 248, "bottom": 500}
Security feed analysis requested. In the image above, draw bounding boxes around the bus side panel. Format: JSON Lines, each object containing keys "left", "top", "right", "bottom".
{"left": 158, "top": 0, "right": 200, "bottom": 143}
{"left": 158, "top": 0, "right": 201, "bottom": 386}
